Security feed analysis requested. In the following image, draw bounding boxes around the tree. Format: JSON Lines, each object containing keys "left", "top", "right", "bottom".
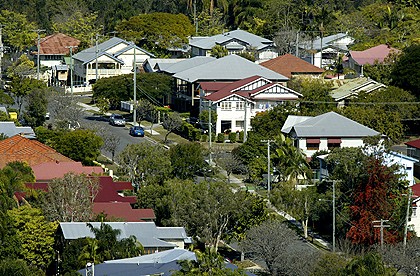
{"left": 392, "top": 45, "right": 420, "bottom": 98}
{"left": 214, "top": 152, "right": 246, "bottom": 183}
{"left": 8, "top": 205, "right": 58, "bottom": 272}
{"left": 340, "top": 252, "right": 397, "bottom": 276}
{"left": 47, "top": 92, "right": 84, "bottom": 130}
{"left": 379, "top": 238, "right": 420, "bottom": 275}
{"left": 162, "top": 112, "right": 183, "bottom": 143}
{"left": 210, "top": 44, "right": 228, "bottom": 58}
{"left": 240, "top": 219, "right": 319, "bottom": 275}
{"left": 41, "top": 173, "right": 99, "bottom": 222}
{"left": 0, "top": 259, "right": 43, "bottom": 276}
{"left": 169, "top": 142, "right": 207, "bottom": 179}
{"left": 50, "top": 129, "right": 103, "bottom": 165}
{"left": 102, "top": 132, "right": 120, "bottom": 162}
{"left": 0, "top": 10, "right": 37, "bottom": 52}
{"left": 312, "top": 253, "right": 348, "bottom": 276}
{"left": 135, "top": 99, "right": 155, "bottom": 123}
{"left": 117, "top": 143, "right": 171, "bottom": 187}
{"left": 23, "top": 86, "right": 49, "bottom": 127}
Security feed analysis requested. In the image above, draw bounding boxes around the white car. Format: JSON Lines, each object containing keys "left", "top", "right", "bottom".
{"left": 109, "top": 114, "right": 126, "bottom": 126}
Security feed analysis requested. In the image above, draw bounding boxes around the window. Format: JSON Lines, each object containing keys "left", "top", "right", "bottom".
{"left": 236, "top": 101, "right": 244, "bottom": 110}
{"left": 413, "top": 207, "right": 417, "bottom": 217}
{"left": 306, "top": 138, "right": 320, "bottom": 150}
{"left": 236, "top": 120, "right": 244, "bottom": 128}
{"left": 327, "top": 138, "right": 341, "bottom": 150}
{"left": 220, "top": 101, "right": 232, "bottom": 110}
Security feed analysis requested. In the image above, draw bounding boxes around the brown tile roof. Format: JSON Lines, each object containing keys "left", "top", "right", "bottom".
{"left": 32, "top": 161, "right": 104, "bottom": 181}
{"left": 260, "top": 53, "right": 324, "bottom": 78}
{"left": 0, "top": 135, "right": 74, "bottom": 169}
{"left": 93, "top": 202, "right": 156, "bottom": 222}
{"left": 38, "top": 33, "right": 80, "bottom": 55}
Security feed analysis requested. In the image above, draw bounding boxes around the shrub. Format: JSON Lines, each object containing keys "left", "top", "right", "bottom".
{"left": 229, "top": 132, "right": 237, "bottom": 143}
{"left": 217, "top": 133, "right": 225, "bottom": 143}
{"left": 201, "top": 134, "right": 208, "bottom": 142}
{"left": 238, "top": 131, "right": 244, "bottom": 143}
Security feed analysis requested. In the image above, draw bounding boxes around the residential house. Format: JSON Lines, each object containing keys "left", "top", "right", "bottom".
{"left": 281, "top": 111, "right": 380, "bottom": 157}
{"left": 58, "top": 222, "right": 193, "bottom": 254}
{"left": 405, "top": 138, "right": 420, "bottom": 178}
{"left": 347, "top": 44, "right": 400, "bottom": 76}
{"left": 299, "top": 33, "right": 354, "bottom": 68}
{"left": 93, "top": 202, "right": 156, "bottom": 222}
{"left": 330, "top": 77, "right": 387, "bottom": 107}
{"left": 189, "top": 29, "right": 278, "bottom": 62}
{"left": 72, "top": 37, "right": 154, "bottom": 84}
{"left": 0, "top": 135, "right": 73, "bottom": 169}
{"left": 201, "top": 75, "right": 302, "bottom": 133}
{"left": 169, "top": 54, "right": 288, "bottom": 114}
{"left": 31, "top": 161, "right": 103, "bottom": 181}
{"left": 142, "top": 58, "right": 186, "bottom": 73}
{"left": 51, "top": 64, "right": 68, "bottom": 86}
{"left": 410, "top": 183, "right": 420, "bottom": 237}
{"left": 0, "top": 121, "right": 36, "bottom": 139}
{"left": 32, "top": 33, "right": 80, "bottom": 68}
{"left": 260, "top": 53, "right": 325, "bottom": 79}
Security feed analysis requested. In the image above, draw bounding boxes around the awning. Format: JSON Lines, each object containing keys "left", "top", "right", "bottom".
{"left": 328, "top": 138, "right": 342, "bottom": 143}
{"left": 306, "top": 138, "right": 320, "bottom": 144}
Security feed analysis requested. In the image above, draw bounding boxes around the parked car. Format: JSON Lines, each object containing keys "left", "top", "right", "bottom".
{"left": 129, "top": 126, "right": 145, "bottom": 137}
{"left": 109, "top": 114, "right": 126, "bottom": 126}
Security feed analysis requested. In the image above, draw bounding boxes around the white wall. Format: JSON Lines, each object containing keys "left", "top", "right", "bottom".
{"left": 117, "top": 48, "right": 151, "bottom": 75}
{"left": 411, "top": 200, "right": 420, "bottom": 237}
{"left": 299, "top": 137, "right": 365, "bottom": 157}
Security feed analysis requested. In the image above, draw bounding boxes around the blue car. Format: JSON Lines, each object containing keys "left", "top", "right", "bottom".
{"left": 129, "top": 126, "right": 145, "bottom": 137}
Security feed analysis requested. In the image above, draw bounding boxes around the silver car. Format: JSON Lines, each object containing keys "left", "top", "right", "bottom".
{"left": 109, "top": 114, "right": 126, "bottom": 126}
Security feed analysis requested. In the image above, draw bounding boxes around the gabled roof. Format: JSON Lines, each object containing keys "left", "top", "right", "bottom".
{"left": 95, "top": 176, "right": 136, "bottom": 204}
{"left": 349, "top": 44, "right": 400, "bottom": 66}
{"left": 161, "top": 56, "right": 216, "bottom": 74}
{"left": 281, "top": 115, "right": 312, "bottom": 133}
{"left": 405, "top": 139, "right": 420, "bottom": 149}
{"left": 143, "top": 58, "right": 186, "bottom": 72}
{"left": 199, "top": 82, "right": 231, "bottom": 92}
{"left": 38, "top": 33, "right": 80, "bottom": 55}
{"left": 330, "top": 77, "right": 387, "bottom": 101}
{"left": 59, "top": 221, "right": 191, "bottom": 248}
{"left": 412, "top": 183, "right": 420, "bottom": 198}
{"left": 205, "top": 75, "right": 301, "bottom": 102}
{"left": 0, "top": 121, "right": 36, "bottom": 139}
{"left": 113, "top": 43, "right": 155, "bottom": 58}
{"left": 93, "top": 202, "right": 156, "bottom": 222}
{"left": 282, "top": 111, "right": 380, "bottom": 137}
{"left": 105, "top": 248, "right": 196, "bottom": 264}
{"left": 73, "top": 37, "right": 153, "bottom": 64}
{"left": 32, "top": 161, "right": 103, "bottom": 181}
{"left": 0, "top": 135, "right": 73, "bottom": 169}
{"left": 173, "top": 54, "right": 288, "bottom": 83}
{"left": 300, "top": 33, "right": 352, "bottom": 51}
{"left": 190, "top": 29, "right": 273, "bottom": 51}
{"left": 260, "top": 54, "right": 324, "bottom": 78}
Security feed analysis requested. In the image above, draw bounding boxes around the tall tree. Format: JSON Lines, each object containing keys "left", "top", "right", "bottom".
{"left": 391, "top": 44, "right": 420, "bottom": 98}
{"left": 162, "top": 112, "right": 184, "bottom": 144}
{"left": 0, "top": 10, "right": 37, "bottom": 52}
{"left": 169, "top": 142, "right": 207, "bottom": 179}
{"left": 23, "top": 86, "right": 49, "bottom": 127}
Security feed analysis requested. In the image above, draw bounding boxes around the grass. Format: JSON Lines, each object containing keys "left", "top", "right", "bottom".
{"left": 139, "top": 120, "right": 189, "bottom": 145}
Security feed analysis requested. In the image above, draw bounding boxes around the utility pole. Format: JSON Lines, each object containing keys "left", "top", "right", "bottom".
{"left": 261, "top": 140, "right": 275, "bottom": 193}
{"left": 372, "top": 219, "right": 390, "bottom": 250}
{"left": 0, "top": 25, "right": 4, "bottom": 84}
{"left": 243, "top": 101, "right": 248, "bottom": 142}
{"left": 208, "top": 101, "right": 212, "bottom": 165}
{"left": 33, "top": 29, "right": 45, "bottom": 80}
{"left": 332, "top": 180, "right": 336, "bottom": 252}
{"left": 133, "top": 42, "right": 137, "bottom": 125}
{"left": 95, "top": 34, "right": 99, "bottom": 82}
{"left": 295, "top": 31, "right": 299, "bottom": 57}
{"left": 194, "top": 0, "right": 198, "bottom": 35}
{"left": 65, "top": 46, "right": 77, "bottom": 96}
{"left": 403, "top": 188, "right": 412, "bottom": 248}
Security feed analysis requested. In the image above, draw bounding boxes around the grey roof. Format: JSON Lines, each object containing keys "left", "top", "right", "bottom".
{"left": 53, "top": 64, "right": 68, "bottom": 71}
{"left": 0, "top": 106, "right": 7, "bottom": 114}
{"left": 113, "top": 43, "right": 155, "bottom": 58}
{"left": 300, "top": 33, "right": 351, "bottom": 51}
{"left": 330, "top": 77, "right": 386, "bottom": 101}
{"left": 281, "top": 115, "right": 312, "bottom": 133}
{"left": 59, "top": 222, "right": 191, "bottom": 248}
{"left": 190, "top": 29, "right": 273, "bottom": 51}
{"left": 282, "top": 111, "right": 380, "bottom": 137}
{"left": 0, "top": 122, "right": 36, "bottom": 139}
{"left": 73, "top": 37, "right": 153, "bottom": 65}
{"left": 105, "top": 249, "right": 196, "bottom": 264}
{"left": 143, "top": 58, "right": 186, "bottom": 72}
{"left": 173, "top": 54, "right": 288, "bottom": 83}
{"left": 162, "top": 56, "right": 216, "bottom": 74}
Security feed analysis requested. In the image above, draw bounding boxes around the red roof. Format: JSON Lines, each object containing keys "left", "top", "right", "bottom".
{"left": 205, "top": 75, "right": 264, "bottom": 101}
{"left": 38, "top": 33, "right": 80, "bottom": 55}
{"left": 199, "top": 82, "right": 231, "bottom": 92}
{"left": 93, "top": 202, "right": 156, "bottom": 222}
{"left": 411, "top": 183, "right": 420, "bottom": 198}
{"left": 0, "top": 135, "right": 74, "bottom": 169}
{"left": 405, "top": 139, "right": 420, "bottom": 149}
{"left": 260, "top": 53, "right": 324, "bottom": 78}
{"left": 94, "top": 176, "right": 136, "bottom": 204}
{"left": 349, "top": 44, "right": 400, "bottom": 66}
{"left": 32, "top": 161, "right": 103, "bottom": 181}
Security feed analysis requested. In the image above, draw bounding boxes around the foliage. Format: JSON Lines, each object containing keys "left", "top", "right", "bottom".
{"left": 116, "top": 13, "right": 194, "bottom": 56}
{"left": 214, "top": 152, "right": 246, "bottom": 183}
{"left": 0, "top": 91, "right": 14, "bottom": 106}
{"left": 391, "top": 44, "right": 420, "bottom": 98}
{"left": 0, "top": 10, "right": 37, "bottom": 51}
{"left": 199, "top": 109, "right": 217, "bottom": 130}
{"left": 23, "top": 86, "right": 49, "bottom": 127}
{"left": 47, "top": 92, "right": 84, "bottom": 130}
{"left": 340, "top": 252, "right": 397, "bottom": 276}
{"left": 117, "top": 143, "right": 171, "bottom": 187}
{"left": 196, "top": 9, "right": 226, "bottom": 36}
{"left": 101, "top": 132, "right": 120, "bottom": 162}
{"left": 216, "top": 133, "right": 225, "bottom": 143}
{"left": 379, "top": 238, "right": 420, "bottom": 275}
{"left": 311, "top": 253, "right": 348, "bottom": 276}
{"left": 0, "top": 259, "right": 43, "bottom": 276}
{"left": 241, "top": 219, "right": 319, "bottom": 276}
{"left": 178, "top": 122, "right": 202, "bottom": 141}
{"left": 95, "top": 97, "right": 110, "bottom": 115}
{"left": 228, "top": 132, "right": 237, "bottom": 143}
{"left": 50, "top": 129, "right": 103, "bottom": 165}
{"left": 210, "top": 44, "right": 228, "bottom": 58}
{"left": 41, "top": 173, "right": 99, "bottom": 222}
{"left": 162, "top": 112, "right": 184, "bottom": 143}
{"left": 363, "top": 51, "right": 400, "bottom": 85}
{"left": 8, "top": 206, "right": 58, "bottom": 271}
{"left": 169, "top": 142, "right": 207, "bottom": 179}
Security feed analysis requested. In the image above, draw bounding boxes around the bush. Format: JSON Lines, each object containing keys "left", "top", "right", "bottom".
{"left": 217, "top": 133, "right": 225, "bottom": 143}
{"left": 238, "top": 131, "right": 244, "bottom": 143}
{"left": 201, "top": 134, "right": 208, "bottom": 142}
{"left": 229, "top": 132, "right": 237, "bottom": 143}
{"left": 178, "top": 122, "right": 201, "bottom": 141}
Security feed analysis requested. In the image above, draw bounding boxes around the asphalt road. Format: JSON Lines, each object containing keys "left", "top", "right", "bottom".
{"left": 80, "top": 113, "right": 154, "bottom": 161}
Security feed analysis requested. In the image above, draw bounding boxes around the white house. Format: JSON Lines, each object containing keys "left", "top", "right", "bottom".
{"left": 411, "top": 183, "right": 420, "bottom": 236}
{"left": 299, "top": 33, "right": 354, "bottom": 68}
{"left": 281, "top": 112, "right": 381, "bottom": 158}
{"left": 72, "top": 37, "right": 154, "bottom": 84}
{"left": 190, "top": 29, "right": 278, "bottom": 62}
{"left": 201, "top": 75, "right": 302, "bottom": 134}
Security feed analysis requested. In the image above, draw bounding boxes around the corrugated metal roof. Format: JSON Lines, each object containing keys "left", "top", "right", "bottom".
{"left": 105, "top": 249, "right": 196, "bottom": 264}
{"left": 173, "top": 54, "right": 288, "bottom": 83}
{"left": 162, "top": 56, "right": 215, "bottom": 74}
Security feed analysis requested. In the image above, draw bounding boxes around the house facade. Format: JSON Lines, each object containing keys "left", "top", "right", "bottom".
{"left": 201, "top": 76, "right": 302, "bottom": 133}
{"left": 282, "top": 112, "right": 380, "bottom": 157}
{"left": 189, "top": 29, "right": 278, "bottom": 62}
{"left": 72, "top": 37, "right": 154, "bottom": 84}
{"left": 405, "top": 138, "right": 420, "bottom": 179}
{"left": 410, "top": 183, "right": 420, "bottom": 237}
{"left": 299, "top": 33, "right": 354, "bottom": 68}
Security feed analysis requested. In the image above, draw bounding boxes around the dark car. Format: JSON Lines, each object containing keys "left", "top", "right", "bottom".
{"left": 109, "top": 114, "right": 126, "bottom": 126}
{"left": 129, "top": 126, "right": 145, "bottom": 137}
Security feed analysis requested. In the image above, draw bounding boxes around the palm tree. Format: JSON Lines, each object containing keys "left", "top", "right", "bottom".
{"left": 322, "top": 54, "right": 355, "bottom": 79}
